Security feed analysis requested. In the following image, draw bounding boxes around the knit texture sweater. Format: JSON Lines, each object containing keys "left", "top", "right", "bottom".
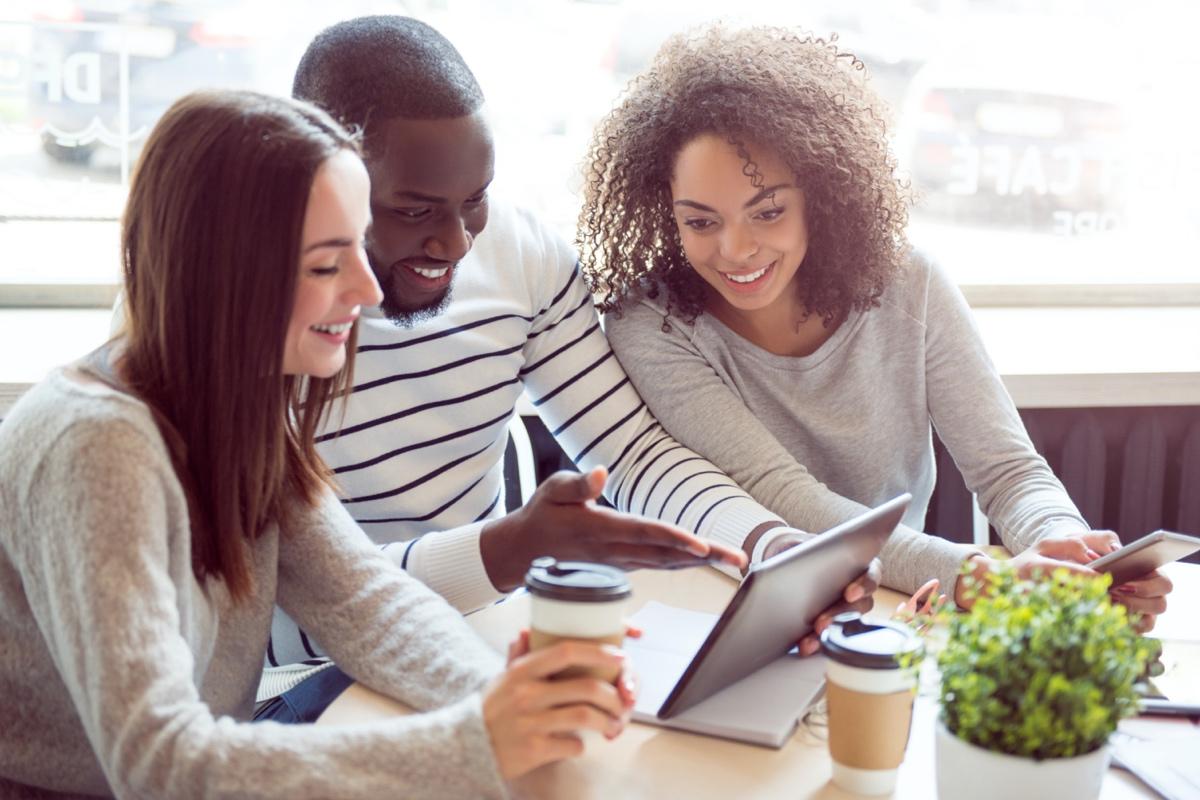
{"left": 604, "top": 256, "right": 1088, "bottom": 596}
{"left": 0, "top": 367, "right": 508, "bottom": 799}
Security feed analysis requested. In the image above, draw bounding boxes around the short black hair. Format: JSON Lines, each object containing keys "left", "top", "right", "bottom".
{"left": 292, "top": 16, "right": 484, "bottom": 133}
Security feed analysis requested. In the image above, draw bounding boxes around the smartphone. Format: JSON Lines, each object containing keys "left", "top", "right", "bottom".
{"left": 1089, "top": 530, "right": 1200, "bottom": 585}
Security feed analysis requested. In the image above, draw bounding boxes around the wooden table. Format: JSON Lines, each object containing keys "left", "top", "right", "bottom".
{"left": 319, "top": 563, "right": 1198, "bottom": 799}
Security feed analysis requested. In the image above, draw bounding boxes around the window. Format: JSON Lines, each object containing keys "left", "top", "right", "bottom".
{"left": 2, "top": 0, "right": 1198, "bottom": 314}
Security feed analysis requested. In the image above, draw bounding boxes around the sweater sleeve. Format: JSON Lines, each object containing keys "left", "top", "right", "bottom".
{"left": 275, "top": 488, "right": 505, "bottom": 712}
{"left": 15, "top": 418, "right": 508, "bottom": 800}
{"left": 605, "top": 300, "right": 981, "bottom": 596}
{"left": 922, "top": 261, "right": 1088, "bottom": 553}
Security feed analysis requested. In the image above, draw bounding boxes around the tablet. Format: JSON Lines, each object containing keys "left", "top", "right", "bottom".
{"left": 658, "top": 493, "right": 910, "bottom": 719}
{"left": 1090, "top": 531, "right": 1200, "bottom": 585}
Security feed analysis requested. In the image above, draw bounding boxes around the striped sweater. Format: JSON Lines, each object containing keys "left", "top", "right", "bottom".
{"left": 267, "top": 200, "right": 791, "bottom": 665}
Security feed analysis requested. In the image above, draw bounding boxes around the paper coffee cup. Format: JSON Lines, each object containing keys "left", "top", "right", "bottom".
{"left": 525, "top": 557, "right": 631, "bottom": 683}
{"left": 820, "top": 612, "right": 923, "bottom": 796}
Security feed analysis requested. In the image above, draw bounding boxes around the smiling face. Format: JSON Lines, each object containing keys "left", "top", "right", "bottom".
{"left": 283, "top": 149, "right": 382, "bottom": 377}
{"left": 363, "top": 111, "right": 495, "bottom": 326}
{"left": 670, "top": 134, "right": 809, "bottom": 320}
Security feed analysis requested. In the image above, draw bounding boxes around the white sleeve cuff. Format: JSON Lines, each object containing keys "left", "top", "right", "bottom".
{"left": 698, "top": 496, "right": 785, "bottom": 553}
{"left": 401, "top": 522, "right": 507, "bottom": 614}
{"left": 751, "top": 526, "right": 811, "bottom": 565}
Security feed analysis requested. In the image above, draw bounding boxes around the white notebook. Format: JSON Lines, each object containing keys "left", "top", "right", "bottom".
{"left": 623, "top": 601, "right": 826, "bottom": 748}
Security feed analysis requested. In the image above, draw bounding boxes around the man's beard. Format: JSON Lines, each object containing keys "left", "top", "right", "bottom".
{"left": 380, "top": 285, "right": 454, "bottom": 328}
{"left": 369, "top": 251, "right": 455, "bottom": 328}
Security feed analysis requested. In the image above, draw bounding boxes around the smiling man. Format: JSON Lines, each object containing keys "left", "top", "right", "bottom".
{"left": 259, "top": 18, "right": 882, "bottom": 703}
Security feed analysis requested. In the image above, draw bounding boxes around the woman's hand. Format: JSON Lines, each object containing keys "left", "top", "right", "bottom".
{"left": 795, "top": 558, "right": 882, "bottom": 656}
{"left": 1018, "top": 531, "right": 1171, "bottom": 632}
{"left": 483, "top": 631, "right": 636, "bottom": 780}
{"left": 952, "top": 531, "right": 1172, "bottom": 631}
{"left": 954, "top": 544, "right": 1096, "bottom": 609}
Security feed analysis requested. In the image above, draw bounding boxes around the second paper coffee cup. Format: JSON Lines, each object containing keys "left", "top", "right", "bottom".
{"left": 525, "top": 557, "right": 631, "bottom": 682}
{"left": 820, "top": 612, "right": 923, "bottom": 796}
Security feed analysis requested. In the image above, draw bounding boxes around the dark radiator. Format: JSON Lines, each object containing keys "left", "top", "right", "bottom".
{"left": 928, "top": 406, "right": 1200, "bottom": 561}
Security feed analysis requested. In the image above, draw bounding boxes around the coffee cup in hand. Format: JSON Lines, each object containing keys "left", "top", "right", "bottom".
{"left": 820, "top": 612, "right": 923, "bottom": 796}
{"left": 525, "top": 557, "right": 631, "bottom": 683}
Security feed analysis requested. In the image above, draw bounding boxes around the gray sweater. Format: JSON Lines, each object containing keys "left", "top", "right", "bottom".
{"left": 0, "top": 368, "right": 508, "bottom": 799}
{"left": 605, "top": 257, "right": 1088, "bottom": 596}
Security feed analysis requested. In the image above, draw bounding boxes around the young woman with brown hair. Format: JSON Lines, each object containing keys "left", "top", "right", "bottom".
{"left": 0, "top": 90, "right": 632, "bottom": 799}
{"left": 578, "top": 24, "right": 1170, "bottom": 622}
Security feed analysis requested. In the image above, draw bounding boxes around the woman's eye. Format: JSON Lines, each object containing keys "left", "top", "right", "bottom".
{"left": 465, "top": 191, "right": 487, "bottom": 206}
{"left": 309, "top": 266, "right": 338, "bottom": 276}
{"left": 683, "top": 218, "right": 715, "bottom": 231}
{"left": 756, "top": 206, "right": 785, "bottom": 222}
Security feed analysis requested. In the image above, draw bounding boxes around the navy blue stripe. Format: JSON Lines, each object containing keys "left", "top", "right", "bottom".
{"left": 474, "top": 490, "right": 501, "bottom": 522}
{"left": 643, "top": 460, "right": 705, "bottom": 515}
{"left": 610, "top": 431, "right": 669, "bottom": 500}
{"left": 334, "top": 409, "right": 510, "bottom": 474}
{"left": 551, "top": 378, "right": 629, "bottom": 437}
{"left": 355, "top": 475, "right": 487, "bottom": 524}
{"left": 532, "top": 263, "right": 580, "bottom": 320}
{"left": 343, "top": 443, "right": 493, "bottom": 504}
{"left": 299, "top": 629, "right": 319, "bottom": 659}
{"left": 518, "top": 321, "right": 599, "bottom": 378}
{"left": 621, "top": 446, "right": 688, "bottom": 513}
{"left": 358, "top": 312, "right": 532, "bottom": 352}
{"left": 573, "top": 403, "right": 642, "bottom": 463}
{"left": 530, "top": 350, "right": 614, "bottom": 407}
{"left": 527, "top": 293, "right": 592, "bottom": 340}
{"left": 675, "top": 483, "right": 735, "bottom": 526}
{"left": 657, "top": 470, "right": 720, "bottom": 520}
{"left": 692, "top": 495, "right": 741, "bottom": 537}
{"left": 318, "top": 377, "right": 518, "bottom": 442}
{"left": 354, "top": 342, "right": 524, "bottom": 393}
{"left": 400, "top": 539, "right": 416, "bottom": 570}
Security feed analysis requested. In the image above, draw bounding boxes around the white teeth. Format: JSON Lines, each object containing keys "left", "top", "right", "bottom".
{"left": 412, "top": 266, "right": 449, "bottom": 279}
{"left": 312, "top": 322, "right": 353, "bottom": 334}
{"left": 726, "top": 265, "right": 769, "bottom": 284}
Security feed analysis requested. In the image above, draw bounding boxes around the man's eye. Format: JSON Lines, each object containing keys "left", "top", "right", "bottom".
{"left": 393, "top": 207, "right": 431, "bottom": 220}
{"left": 465, "top": 191, "right": 488, "bottom": 205}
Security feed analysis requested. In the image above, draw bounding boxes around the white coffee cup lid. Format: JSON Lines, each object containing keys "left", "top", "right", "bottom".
{"left": 820, "top": 612, "right": 922, "bottom": 669}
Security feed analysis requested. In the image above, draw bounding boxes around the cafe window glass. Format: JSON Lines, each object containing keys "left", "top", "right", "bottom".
{"left": 2, "top": 0, "right": 1197, "bottom": 308}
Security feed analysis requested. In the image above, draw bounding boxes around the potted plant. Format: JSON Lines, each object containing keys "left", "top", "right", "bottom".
{"left": 935, "top": 565, "right": 1153, "bottom": 800}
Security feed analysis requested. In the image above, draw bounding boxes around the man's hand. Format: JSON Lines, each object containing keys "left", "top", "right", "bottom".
{"left": 480, "top": 466, "right": 748, "bottom": 591}
{"left": 796, "top": 559, "right": 882, "bottom": 656}
{"left": 754, "top": 535, "right": 881, "bottom": 656}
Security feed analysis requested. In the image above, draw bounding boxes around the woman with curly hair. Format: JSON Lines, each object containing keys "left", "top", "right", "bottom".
{"left": 579, "top": 24, "right": 1171, "bottom": 621}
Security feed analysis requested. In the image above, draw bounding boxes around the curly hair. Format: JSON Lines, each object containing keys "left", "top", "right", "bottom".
{"left": 578, "top": 24, "right": 911, "bottom": 326}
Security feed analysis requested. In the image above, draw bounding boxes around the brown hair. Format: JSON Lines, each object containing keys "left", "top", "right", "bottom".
{"left": 120, "top": 90, "right": 360, "bottom": 600}
{"left": 578, "top": 25, "right": 911, "bottom": 326}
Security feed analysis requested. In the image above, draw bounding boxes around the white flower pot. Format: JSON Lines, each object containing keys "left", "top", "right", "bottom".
{"left": 935, "top": 720, "right": 1110, "bottom": 800}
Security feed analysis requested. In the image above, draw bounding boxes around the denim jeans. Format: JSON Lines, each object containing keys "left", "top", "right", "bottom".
{"left": 252, "top": 664, "right": 354, "bottom": 724}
